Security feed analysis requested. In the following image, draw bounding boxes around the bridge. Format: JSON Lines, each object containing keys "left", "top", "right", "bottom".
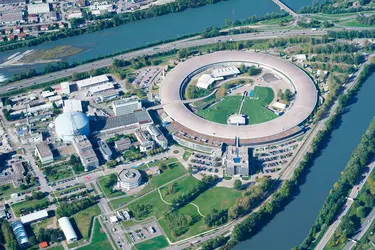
{"left": 272, "top": 0, "right": 299, "bottom": 18}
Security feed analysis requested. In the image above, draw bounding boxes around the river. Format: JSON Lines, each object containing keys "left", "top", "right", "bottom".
{"left": 235, "top": 74, "right": 375, "bottom": 250}
{"left": 0, "top": 0, "right": 321, "bottom": 80}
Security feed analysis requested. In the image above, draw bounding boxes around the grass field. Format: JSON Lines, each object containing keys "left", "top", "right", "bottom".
{"left": 71, "top": 205, "right": 101, "bottom": 239}
{"left": 97, "top": 174, "right": 125, "bottom": 198}
{"left": 127, "top": 189, "right": 170, "bottom": 220}
{"left": 129, "top": 176, "right": 242, "bottom": 242}
{"left": 0, "top": 183, "right": 33, "bottom": 200}
{"left": 12, "top": 198, "right": 49, "bottom": 217}
{"left": 160, "top": 175, "right": 200, "bottom": 203}
{"left": 197, "top": 86, "right": 276, "bottom": 125}
{"left": 158, "top": 203, "right": 206, "bottom": 242}
{"left": 44, "top": 165, "right": 74, "bottom": 182}
{"left": 182, "top": 151, "right": 192, "bottom": 161}
{"left": 192, "top": 187, "right": 242, "bottom": 215}
{"left": 109, "top": 196, "right": 133, "bottom": 209}
{"left": 79, "top": 219, "right": 112, "bottom": 250}
{"left": 197, "top": 96, "right": 242, "bottom": 124}
{"left": 139, "top": 161, "right": 187, "bottom": 195}
{"left": 135, "top": 235, "right": 169, "bottom": 250}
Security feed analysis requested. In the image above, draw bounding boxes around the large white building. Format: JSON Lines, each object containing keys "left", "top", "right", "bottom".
{"left": 20, "top": 209, "right": 48, "bottom": 224}
{"left": 196, "top": 74, "right": 223, "bottom": 89}
{"left": 63, "top": 100, "right": 82, "bottom": 113}
{"left": 76, "top": 75, "right": 109, "bottom": 90}
{"left": 89, "top": 82, "right": 114, "bottom": 95}
{"left": 55, "top": 112, "right": 90, "bottom": 142}
{"left": 60, "top": 82, "right": 71, "bottom": 95}
{"left": 58, "top": 217, "right": 78, "bottom": 243}
{"left": 116, "top": 169, "right": 142, "bottom": 191}
{"left": 112, "top": 97, "right": 141, "bottom": 116}
{"left": 27, "top": 3, "right": 50, "bottom": 14}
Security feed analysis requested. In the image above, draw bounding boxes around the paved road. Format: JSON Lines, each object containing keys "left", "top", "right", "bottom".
{"left": 315, "top": 162, "right": 375, "bottom": 250}
{"left": 343, "top": 198, "right": 375, "bottom": 250}
{"left": 0, "top": 29, "right": 327, "bottom": 93}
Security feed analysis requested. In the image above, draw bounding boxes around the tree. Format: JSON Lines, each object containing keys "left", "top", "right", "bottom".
{"left": 357, "top": 206, "right": 370, "bottom": 218}
{"left": 340, "top": 215, "right": 358, "bottom": 238}
{"left": 233, "top": 179, "right": 243, "bottom": 190}
{"left": 248, "top": 65, "right": 262, "bottom": 76}
{"left": 284, "top": 89, "right": 292, "bottom": 102}
{"left": 177, "top": 48, "right": 188, "bottom": 59}
{"left": 29, "top": 236, "right": 37, "bottom": 245}
{"left": 205, "top": 209, "right": 228, "bottom": 227}
{"left": 166, "top": 183, "right": 178, "bottom": 195}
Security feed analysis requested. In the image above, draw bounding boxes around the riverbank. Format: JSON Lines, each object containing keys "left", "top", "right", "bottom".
{"left": 0, "top": 46, "right": 83, "bottom": 68}
{"left": 299, "top": 61, "right": 375, "bottom": 250}
{"left": 0, "top": 0, "right": 231, "bottom": 53}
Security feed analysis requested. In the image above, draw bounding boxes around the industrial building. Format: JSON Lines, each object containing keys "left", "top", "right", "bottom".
{"left": 212, "top": 66, "right": 240, "bottom": 78}
{"left": 11, "top": 221, "right": 29, "bottom": 246}
{"left": 196, "top": 74, "right": 223, "bottom": 89}
{"left": 98, "top": 140, "right": 112, "bottom": 161}
{"left": 112, "top": 97, "right": 141, "bottom": 116}
{"left": 58, "top": 217, "right": 78, "bottom": 243}
{"left": 134, "top": 129, "right": 154, "bottom": 152}
{"left": 55, "top": 112, "right": 90, "bottom": 142}
{"left": 89, "top": 83, "right": 114, "bottom": 95}
{"left": 147, "top": 125, "right": 168, "bottom": 149}
{"left": 35, "top": 142, "right": 53, "bottom": 165}
{"left": 76, "top": 75, "right": 109, "bottom": 90}
{"left": 0, "top": 205, "right": 6, "bottom": 219}
{"left": 60, "top": 82, "right": 71, "bottom": 95}
{"left": 92, "top": 109, "right": 153, "bottom": 137}
{"left": 115, "top": 138, "right": 132, "bottom": 151}
{"left": 97, "top": 89, "right": 119, "bottom": 102}
{"left": 0, "top": 10, "right": 23, "bottom": 24}
{"left": 20, "top": 209, "right": 48, "bottom": 224}
{"left": 116, "top": 169, "right": 142, "bottom": 191}
{"left": 63, "top": 100, "right": 82, "bottom": 113}
{"left": 225, "top": 138, "right": 249, "bottom": 177}
{"left": 27, "top": 3, "right": 50, "bottom": 14}
{"left": 72, "top": 135, "right": 99, "bottom": 170}
{"left": 228, "top": 114, "right": 246, "bottom": 125}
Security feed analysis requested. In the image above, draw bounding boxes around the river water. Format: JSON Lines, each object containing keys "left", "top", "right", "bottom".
{"left": 0, "top": 0, "right": 320, "bottom": 79}
{"left": 235, "top": 74, "right": 375, "bottom": 250}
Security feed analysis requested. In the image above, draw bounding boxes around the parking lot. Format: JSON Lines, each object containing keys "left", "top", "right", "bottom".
{"left": 126, "top": 220, "right": 162, "bottom": 244}
{"left": 254, "top": 139, "right": 300, "bottom": 173}
{"left": 188, "top": 152, "right": 222, "bottom": 174}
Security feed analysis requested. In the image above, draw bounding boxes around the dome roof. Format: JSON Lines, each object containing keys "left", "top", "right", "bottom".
{"left": 55, "top": 112, "right": 90, "bottom": 142}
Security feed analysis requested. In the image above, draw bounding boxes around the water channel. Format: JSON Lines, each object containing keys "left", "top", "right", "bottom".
{"left": 0, "top": 0, "right": 321, "bottom": 79}
{"left": 235, "top": 74, "right": 375, "bottom": 249}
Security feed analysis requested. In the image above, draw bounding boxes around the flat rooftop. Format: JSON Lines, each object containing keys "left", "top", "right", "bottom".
{"left": 35, "top": 142, "right": 52, "bottom": 158}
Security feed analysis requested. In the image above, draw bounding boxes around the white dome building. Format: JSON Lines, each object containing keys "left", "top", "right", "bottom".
{"left": 55, "top": 112, "right": 90, "bottom": 142}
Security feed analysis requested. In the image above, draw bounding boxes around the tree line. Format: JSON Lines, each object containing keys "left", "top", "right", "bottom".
{"left": 298, "top": 0, "right": 374, "bottom": 14}
{"left": 56, "top": 196, "right": 98, "bottom": 218}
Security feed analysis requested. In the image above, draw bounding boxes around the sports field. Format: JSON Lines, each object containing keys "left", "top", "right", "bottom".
{"left": 196, "top": 86, "right": 277, "bottom": 125}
